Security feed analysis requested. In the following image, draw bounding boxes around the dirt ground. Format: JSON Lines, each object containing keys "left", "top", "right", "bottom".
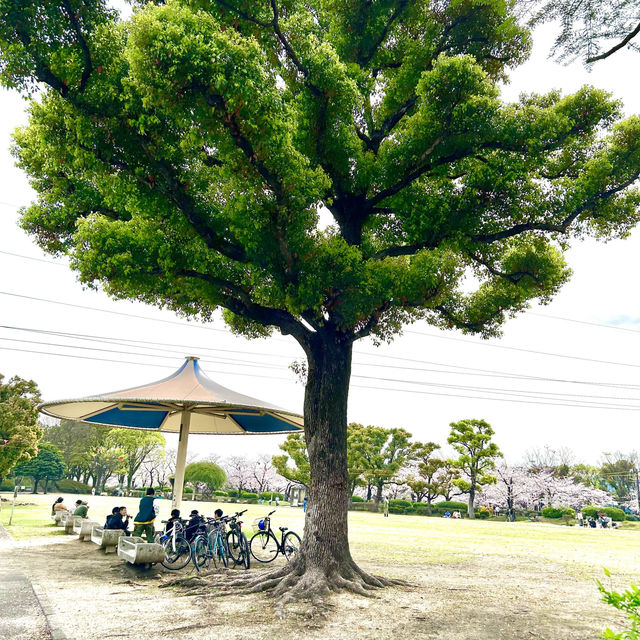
{"left": 0, "top": 533, "right": 632, "bottom": 640}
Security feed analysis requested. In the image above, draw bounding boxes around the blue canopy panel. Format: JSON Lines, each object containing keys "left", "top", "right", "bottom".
{"left": 229, "top": 412, "right": 301, "bottom": 433}
{"left": 85, "top": 406, "right": 168, "bottom": 429}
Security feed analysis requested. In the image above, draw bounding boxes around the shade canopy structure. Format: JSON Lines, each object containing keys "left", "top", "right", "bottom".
{"left": 39, "top": 356, "right": 303, "bottom": 508}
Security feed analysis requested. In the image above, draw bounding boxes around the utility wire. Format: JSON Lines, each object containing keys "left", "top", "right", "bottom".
{"left": 2, "top": 344, "right": 639, "bottom": 411}
{"left": 3, "top": 290, "right": 640, "bottom": 370}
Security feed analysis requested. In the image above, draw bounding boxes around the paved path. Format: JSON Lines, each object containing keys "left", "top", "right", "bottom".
{"left": 0, "top": 572, "right": 50, "bottom": 640}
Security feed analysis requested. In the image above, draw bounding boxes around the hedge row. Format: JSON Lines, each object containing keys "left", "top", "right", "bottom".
{"left": 582, "top": 506, "right": 626, "bottom": 521}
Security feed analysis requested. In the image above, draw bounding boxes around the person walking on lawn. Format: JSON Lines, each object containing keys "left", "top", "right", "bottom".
{"left": 133, "top": 488, "right": 158, "bottom": 542}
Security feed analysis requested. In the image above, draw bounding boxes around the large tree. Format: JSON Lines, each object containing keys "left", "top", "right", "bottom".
{"left": 13, "top": 443, "right": 66, "bottom": 493}
{"left": 448, "top": 418, "right": 502, "bottom": 518}
{"left": 349, "top": 425, "right": 414, "bottom": 505}
{"left": 0, "top": 374, "right": 42, "bottom": 480}
{"left": 111, "top": 429, "right": 166, "bottom": 491}
{"left": 2, "top": 0, "right": 640, "bottom": 599}
{"left": 184, "top": 461, "right": 226, "bottom": 496}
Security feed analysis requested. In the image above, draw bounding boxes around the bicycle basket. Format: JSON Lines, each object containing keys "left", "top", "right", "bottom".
{"left": 252, "top": 518, "right": 266, "bottom": 531}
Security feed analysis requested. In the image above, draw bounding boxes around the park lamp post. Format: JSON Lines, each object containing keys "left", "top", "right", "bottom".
{"left": 39, "top": 356, "right": 303, "bottom": 509}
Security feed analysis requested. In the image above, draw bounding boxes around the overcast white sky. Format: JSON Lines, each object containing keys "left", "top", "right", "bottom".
{"left": 0, "top": 17, "right": 639, "bottom": 466}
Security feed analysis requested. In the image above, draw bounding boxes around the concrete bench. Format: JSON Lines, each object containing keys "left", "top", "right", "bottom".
{"left": 90, "top": 526, "right": 125, "bottom": 553}
{"left": 51, "top": 510, "right": 70, "bottom": 525}
{"left": 73, "top": 518, "right": 98, "bottom": 541}
{"left": 117, "top": 536, "right": 165, "bottom": 566}
{"left": 63, "top": 514, "right": 82, "bottom": 534}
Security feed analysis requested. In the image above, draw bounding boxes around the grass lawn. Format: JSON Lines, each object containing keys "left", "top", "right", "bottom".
{"left": 2, "top": 491, "right": 640, "bottom": 639}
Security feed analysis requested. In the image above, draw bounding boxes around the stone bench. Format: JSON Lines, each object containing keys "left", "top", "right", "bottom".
{"left": 90, "top": 526, "right": 125, "bottom": 553}
{"left": 73, "top": 518, "right": 98, "bottom": 541}
{"left": 63, "top": 514, "right": 82, "bottom": 534}
{"left": 117, "top": 536, "right": 165, "bottom": 566}
{"left": 51, "top": 510, "right": 70, "bottom": 525}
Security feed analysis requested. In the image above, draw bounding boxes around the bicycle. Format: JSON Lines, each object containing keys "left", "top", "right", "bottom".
{"left": 225, "top": 509, "right": 250, "bottom": 570}
{"left": 155, "top": 519, "right": 191, "bottom": 570}
{"left": 249, "top": 510, "right": 301, "bottom": 563}
{"left": 192, "top": 517, "right": 229, "bottom": 571}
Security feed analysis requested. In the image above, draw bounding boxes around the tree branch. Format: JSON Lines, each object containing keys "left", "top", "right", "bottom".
{"left": 357, "top": 0, "right": 412, "bottom": 67}
{"left": 178, "top": 269, "right": 311, "bottom": 342}
{"left": 587, "top": 20, "right": 640, "bottom": 63}
{"left": 471, "top": 171, "right": 640, "bottom": 244}
{"left": 61, "top": 0, "right": 93, "bottom": 92}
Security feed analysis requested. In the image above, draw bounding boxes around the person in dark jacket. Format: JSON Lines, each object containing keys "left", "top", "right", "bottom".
{"left": 104, "top": 507, "right": 119, "bottom": 528}
{"left": 164, "top": 509, "right": 181, "bottom": 534}
{"left": 185, "top": 510, "right": 204, "bottom": 541}
{"left": 133, "top": 488, "right": 157, "bottom": 542}
{"left": 106, "top": 506, "right": 131, "bottom": 535}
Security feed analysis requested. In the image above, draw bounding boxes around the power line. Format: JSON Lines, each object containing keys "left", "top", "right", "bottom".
{"left": 3, "top": 324, "right": 640, "bottom": 391}
{"left": 350, "top": 384, "right": 640, "bottom": 412}
{"left": 3, "top": 343, "right": 640, "bottom": 411}
{"left": 530, "top": 312, "right": 640, "bottom": 335}
{"left": 405, "top": 328, "right": 640, "bottom": 369}
{"left": 4, "top": 289, "right": 640, "bottom": 372}
{"left": 0, "top": 250, "right": 65, "bottom": 265}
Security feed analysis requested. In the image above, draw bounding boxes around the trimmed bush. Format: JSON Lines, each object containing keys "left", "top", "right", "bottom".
{"left": 54, "top": 479, "right": 91, "bottom": 494}
{"left": 582, "top": 506, "right": 626, "bottom": 521}
{"left": 475, "top": 509, "right": 490, "bottom": 519}
{"left": 241, "top": 491, "right": 258, "bottom": 499}
{"left": 413, "top": 504, "right": 432, "bottom": 515}
{"left": 214, "top": 490, "right": 227, "bottom": 496}
{"left": 542, "top": 506, "right": 575, "bottom": 519}
{"left": 435, "top": 501, "right": 468, "bottom": 511}
{"left": 389, "top": 499, "right": 412, "bottom": 509}
{"left": 226, "top": 489, "right": 239, "bottom": 497}
{"left": 183, "top": 487, "right": 194, "bottom": 494}
{"left": 351, "top": 495, "right": 364, "bottom": 502}
{"left": 0, "top": 480, "right": 16, "bottom": 491}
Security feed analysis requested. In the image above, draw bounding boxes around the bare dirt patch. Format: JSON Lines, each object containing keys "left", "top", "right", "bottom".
{"left": 0, "top": 533, "right": 632, "bottom": 640}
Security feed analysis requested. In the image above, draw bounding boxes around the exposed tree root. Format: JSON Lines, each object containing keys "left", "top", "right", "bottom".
{"left": 166, "top": 557, "right": 410, "bottom": 605}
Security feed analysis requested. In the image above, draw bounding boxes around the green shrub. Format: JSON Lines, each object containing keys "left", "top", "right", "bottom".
{"left": 389, "top": 499, "right": 412, "bottom": 509}
{"left": 435, "top": 501, "right": 467, "bottom": 511}
{"left": 475, "top": 506, "right": 492, "bottom": 519}
{"left": 413, "top": 504, "right": 432, "bottom": 515}
{"left": 226, "top": 489, "right": 239, "bottom": 497}
{"left": 542, "top": 506, "right": 575, "bottom": 519}
{"left": 54, "top": 479, "right": 91, "bottom": 494}
{"left": 625, "top": 514, "right": 640, "bottom": 522}
{"left": 183, "top": 487, "right": 194, "bottom": 494}
{"left": 214, "top": 490, "right": 227, "bottom": 496}
{"left": 582, "top": 506, "right": 626, "bottom": 521}
{"left": 263, "top": 491, "right": 285, "bottom": 501}
{"left": 603, "top": 507, "right": 627, "bottom": 522}
{"left": 246, "top": 498, "right": 258, "bottom": 504}
{"left": 351, "top": 495, "right": 364, "bottom": 502}
{"left": 241, "top": 491, "right": 258, "bottom": 499}
{"left": 0, "top": 480, "right": 15, "bottom": 491}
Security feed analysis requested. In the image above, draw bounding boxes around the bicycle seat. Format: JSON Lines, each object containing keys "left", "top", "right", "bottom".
{"left": 279, "top": 526, "right": 288, "bottom": 532}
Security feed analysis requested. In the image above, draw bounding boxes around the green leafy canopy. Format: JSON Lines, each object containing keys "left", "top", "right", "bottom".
{"left": 2, "top": 0, "right": 639, "bottom": 349}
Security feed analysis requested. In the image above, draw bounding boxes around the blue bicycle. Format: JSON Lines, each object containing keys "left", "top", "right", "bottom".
{"left": 192, "top": 517, "right": 229, "bottom": 571}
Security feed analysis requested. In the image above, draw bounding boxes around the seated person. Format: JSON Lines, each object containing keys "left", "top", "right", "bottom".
{"left": 73, "top": 500, "right": 89, "bottom": 518}
{"left": 452, "top": 511, "right": 461, "bottom": 519}
{"left": 105, "top": 506, "right": 131, "bottom": 535}
{"left": 105, "top": 507, "right": 120, "bottom": 528}
{"left": 443, "top": 511, "right": 451, "bottom": 518}
{"left": 211, "top": 508, "right": 225, "bottom": 531}
{"left": 52, "top": 497, "right": 68, "bottom": 514}
{"left": 185, "top": 510, "right": 204, "bottom": 541}
{"left": 165, "top": 509, "right": 181, "bottom": 534}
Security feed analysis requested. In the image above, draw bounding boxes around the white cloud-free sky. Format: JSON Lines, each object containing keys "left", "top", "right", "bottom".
{"left": 0, "top": 16, "right": 639, "bottom": 465}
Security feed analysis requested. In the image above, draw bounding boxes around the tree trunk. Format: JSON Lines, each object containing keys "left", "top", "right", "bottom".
{"left": 468, "top": 488, "right": 475, "bottom": 519}
{"left": 32, "top": 477, "right": 39, "bottom": 494}
{"left": 219, "top": 331, "right": 401, "bottom": 601}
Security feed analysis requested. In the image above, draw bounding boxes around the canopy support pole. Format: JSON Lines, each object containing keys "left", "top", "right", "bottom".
{"left": 172, "top": 410, "right": 191, "bottom": 510}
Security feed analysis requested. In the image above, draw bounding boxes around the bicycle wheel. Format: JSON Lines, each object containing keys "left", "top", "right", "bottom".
{"left": 249, "top": 531, "right": 279, "bottom": 563}
{"left": 283, "top": 531, "right": 301, "bottom": 561}
{"left": 226, "top": 530, "right": 241, "bottom": 565}
{"left": 238, "top": 533, "right": 250, "bottom": 570}
{"left": 192, "top": 535, "right": 209, "bottom": 570}
{"left": 214, "top": 533, "right": 229, "bottom": 568}
{"left": 161, "top": 536, "right": 191, "bottom": 570}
